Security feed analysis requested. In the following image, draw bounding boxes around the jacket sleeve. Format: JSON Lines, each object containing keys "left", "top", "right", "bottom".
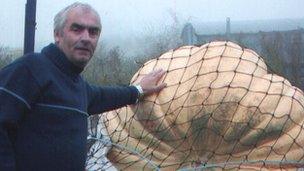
{"left": 0, "top": 60, "right": 40, "bottom": 170}
{"left": 86, "top": 84, "right": 139, "bottom": 115}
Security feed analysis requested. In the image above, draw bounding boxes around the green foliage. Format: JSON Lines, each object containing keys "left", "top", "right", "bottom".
{"left": 259, "top": 32, "right": 285, "bottom": 75}
{"left": 0, "top": 46, "right": 14, "bottom": 69}
{"left": 82, "top": 44, "right": 139, "bottom": 86}
{"left": 287, "top": 30, "right": 303, "bottom": 88}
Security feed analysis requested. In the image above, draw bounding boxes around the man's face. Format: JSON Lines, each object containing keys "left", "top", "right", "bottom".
{"left": 55, "top": 7, "right": 101, "bottom": 68}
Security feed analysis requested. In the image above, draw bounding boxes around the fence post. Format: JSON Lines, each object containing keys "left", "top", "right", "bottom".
{"left": 23, "top": 0, "right": 37, "bottom": 55}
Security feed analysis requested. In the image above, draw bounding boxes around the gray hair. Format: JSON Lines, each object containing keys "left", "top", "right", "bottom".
{"left": 54, "top": 2, "right": 101, "bottom": 34}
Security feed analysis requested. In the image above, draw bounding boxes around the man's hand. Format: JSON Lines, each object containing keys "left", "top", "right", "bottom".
{"left": 138, "top": 69, "right": 167, "bottom": 96}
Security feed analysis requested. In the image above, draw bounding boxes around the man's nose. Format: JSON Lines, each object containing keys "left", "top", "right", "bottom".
{"left": 80, "top": 29, "right": 91, "bottom": 42}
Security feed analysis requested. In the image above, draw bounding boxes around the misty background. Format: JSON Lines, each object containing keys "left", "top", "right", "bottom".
{"left": 1, "top": 0, "right": 304, "bottom": 88}
{"left": 1, "top": 0, "right": 304, "bottom": 49}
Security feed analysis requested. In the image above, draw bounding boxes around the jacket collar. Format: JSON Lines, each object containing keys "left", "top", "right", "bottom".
{"left": 41, "top": 43, "right": 83, "bottom": 78}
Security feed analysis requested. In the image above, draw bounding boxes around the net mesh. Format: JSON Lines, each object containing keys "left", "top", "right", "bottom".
{"left": 86, "top": 41, "right": 304, "bottom": 170}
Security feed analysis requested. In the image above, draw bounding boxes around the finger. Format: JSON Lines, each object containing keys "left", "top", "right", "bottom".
{"left": 151, "top": 69, "right": 163, "bottom": 76}
{"left": 147, "top": 70, "right": 157, "bottom": 76}
{"left": 154, "top": 70, "right": 166, "bottom": 81}
{"left": 154, "top": 83, "right": 167, "bottom": 92}
{"left": 153, "top": 69, "right": 165, "bottom": 77}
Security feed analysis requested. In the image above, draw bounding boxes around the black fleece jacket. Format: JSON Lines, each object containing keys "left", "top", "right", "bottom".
{"left": 0, "top": 43, "right": 139, "bottom": 171}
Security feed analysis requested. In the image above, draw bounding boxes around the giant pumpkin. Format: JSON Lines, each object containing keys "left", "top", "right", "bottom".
{"left": 102, "top": 41, "right": 304, "bottom": 170}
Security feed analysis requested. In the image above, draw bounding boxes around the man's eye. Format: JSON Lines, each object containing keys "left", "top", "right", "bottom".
{"left": 71, "top": 25, "right": 84, "bottom": 32}
{"left": 71, "top": 27, "right": 79, "bottom": 31}
{"left": 71, "top": 27, "right": 80, "bottom": 32}
{"left": 89, "top": 28, "right": 100, "bottom": 36}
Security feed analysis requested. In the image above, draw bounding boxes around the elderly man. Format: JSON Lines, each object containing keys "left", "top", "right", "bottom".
{"left": 0, "top": 2, "right": 166, "bottom": 171}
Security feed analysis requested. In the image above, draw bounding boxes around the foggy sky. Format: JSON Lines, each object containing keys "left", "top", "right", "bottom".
{"left": 1, "top": 0, "right": 304, "bottom": 50}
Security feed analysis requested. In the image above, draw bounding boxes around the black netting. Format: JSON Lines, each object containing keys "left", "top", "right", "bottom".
{"left": 86, "top": 41, "right": 304, "bottom": 170}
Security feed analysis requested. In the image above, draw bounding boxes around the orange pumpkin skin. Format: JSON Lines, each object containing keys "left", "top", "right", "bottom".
{"left": 104, "top": 41, "right": 304, "bottom": 170}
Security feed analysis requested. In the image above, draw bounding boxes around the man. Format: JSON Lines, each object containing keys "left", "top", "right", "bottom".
{"left": 0, "top": 2, "right": 166, "bottom": 171}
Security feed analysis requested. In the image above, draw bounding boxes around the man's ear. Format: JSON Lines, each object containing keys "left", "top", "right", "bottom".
{"left": 54, "top": 30, "right": 60, "bottom": 44}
